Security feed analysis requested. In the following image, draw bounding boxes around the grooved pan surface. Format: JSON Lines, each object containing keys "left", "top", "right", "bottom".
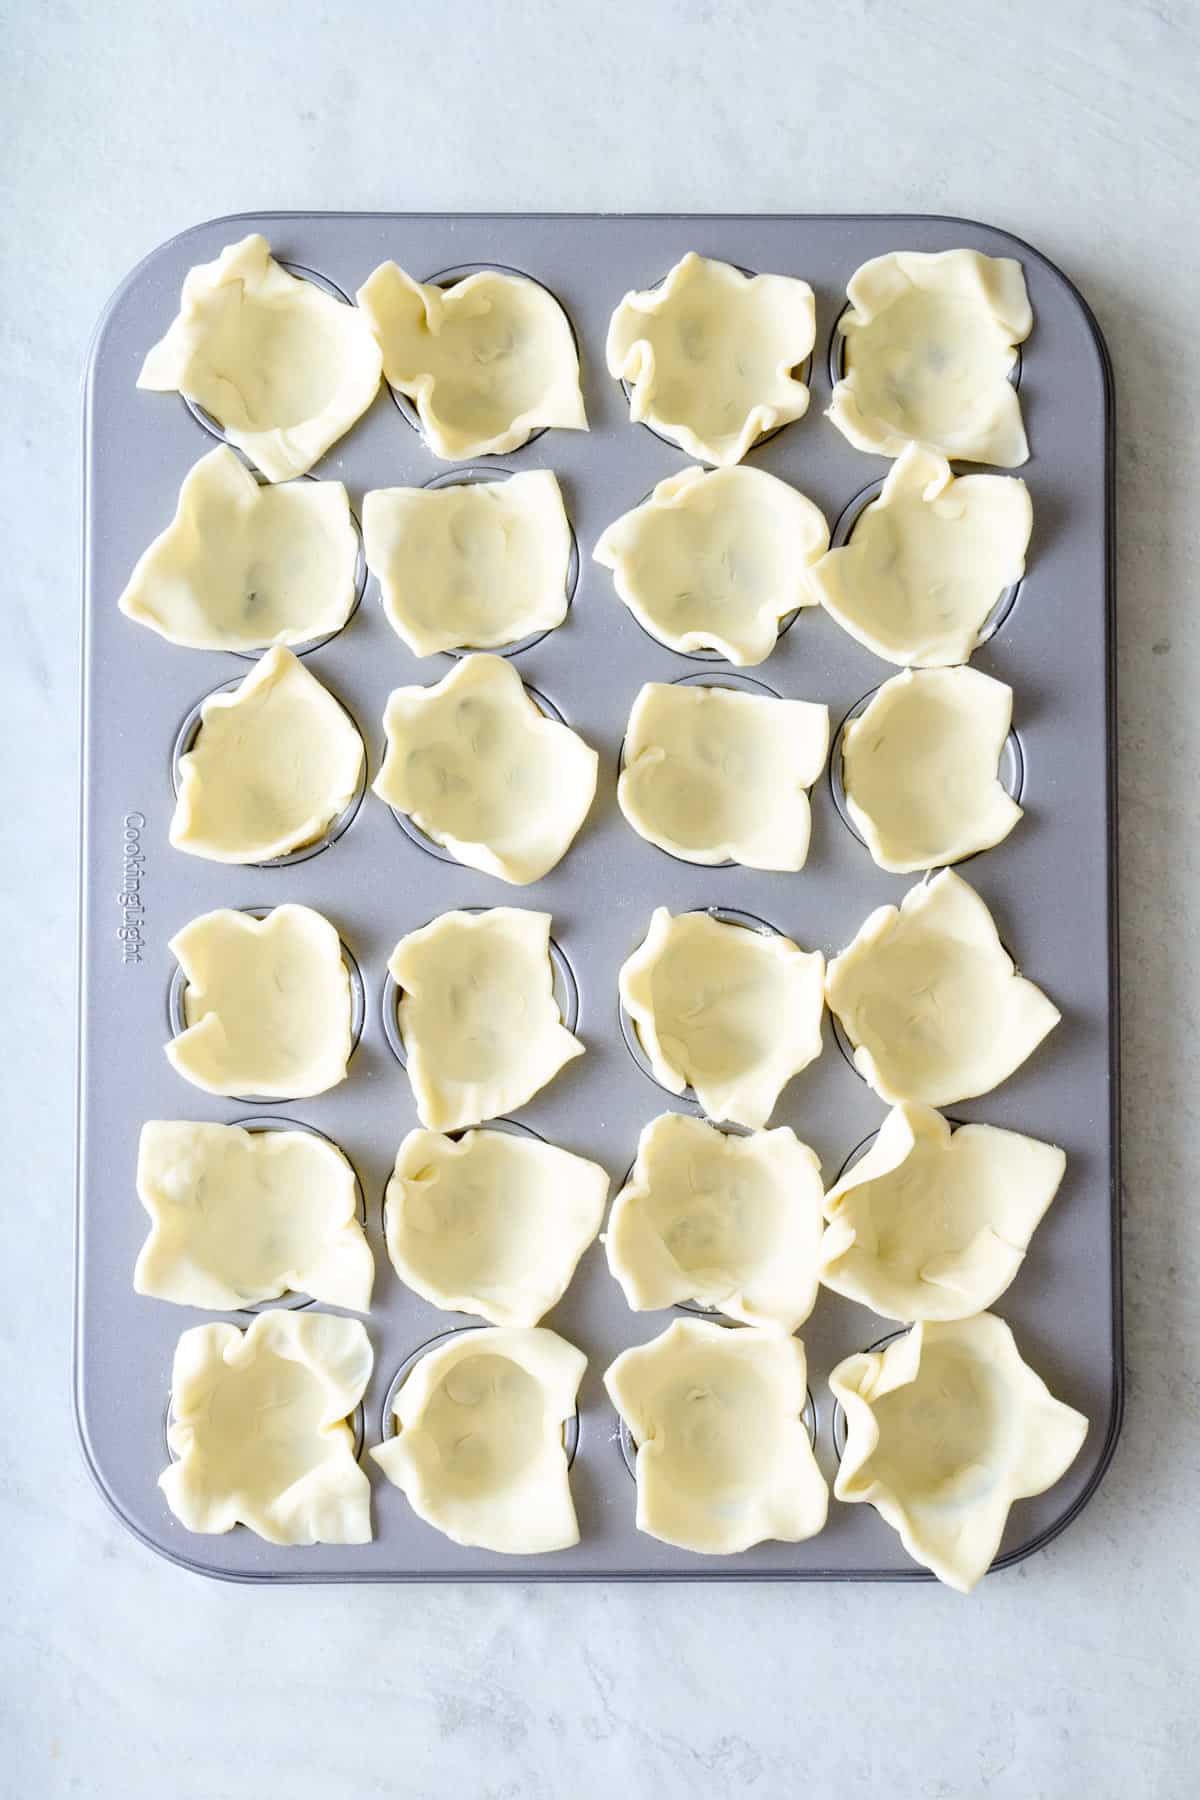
{"left": 77, "top": 212, "right": 1120, "bottom": 1582}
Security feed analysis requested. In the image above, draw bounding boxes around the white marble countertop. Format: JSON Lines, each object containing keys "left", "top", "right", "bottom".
{"left": 3, "top": 1, "right": 1197, "bottom": 1793}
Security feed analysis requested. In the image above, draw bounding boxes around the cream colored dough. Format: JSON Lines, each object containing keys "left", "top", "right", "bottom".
{"left": 841, "top": 666, "right": 1022, "bottom": 873}
{"left": 134, "top": 1120, "right": 373, "bottom": 1312}
{"left": 139, "top": 234, "right": 382, "bottom": 482}
{"left": 619, "top": 908, "right": 824, "bottom": 1129}
{"left": 605, "top": 1112, "right": 824, "bottom": 1332}
{"left": 619, "top": 681, "right": 829, "bottom": 871}
{"left": 171, "top": 646, "right": 363, "bottom": 864}
{"left": 830, "top": 1314, "right": 1087, "bottom": 1591}
{"left": 820, "top": 1102, "right": 1065, "bottom": 1322}
{"left": 604, "top": 1318, "right": 827, "bottom": 1554}
{"left": 390, "top": 909, "right": 583, "bottom": 1131}
{"left": 825, "top": 870, "right": 1059, "bottom": 1107}
{"left": 606, "top": 252, "right": 815, "bottom": 466}
{"left": 372, "top": 1326, "right": 585, "bottom": 1554}
{"left": 160, "top": 1310, "right": 373, "bottom": 1545}
{"left": 357, "top": 261, "right": 587, "bottom": 459}
{"left": 827, "top": 248, "right": 1032, "bottom": 467}
{"left": 363, "top": 470, "right": 573, "bottom": 656}
{"left": 117, "top": 447, "right": 360, "bottom": 651}
{"left": 167, "top": 904, "right": 353, "bottom": 1099}
{"left": 593, "top": 464, "right": 828, "bottom": 668}
{"left": 374, "top": 654, "right": 597, "bottom": 885}
{"left": 385, "top": 1128, "right": 608, "bottom": 1326}
{"left": 809, "top": 443, "right": 1033, "bottom": 668}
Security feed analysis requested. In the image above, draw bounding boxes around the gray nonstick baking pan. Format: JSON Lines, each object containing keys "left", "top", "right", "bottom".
{"left": 76, "top": 212, "right": 1120, "bottom": 1581}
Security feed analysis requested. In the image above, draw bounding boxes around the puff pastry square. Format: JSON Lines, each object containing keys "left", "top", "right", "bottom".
{"left": 167, "top": 904, "right": 353, "bottom": 1099}
{"left": 619, "top": 680, "right": 829, "bottom": 871}
{"left": 820, "top": 1102, "right": 1065, "bottom": 1322}
{"left": 372, "top": 1326, "right": 586, "bottom": 1554}
{"left": 171, "top": 646, "right": 363, "bottom": 864}
{"left": 604, "top": 1317, "right": 828, "bottom": 1554}
{"left": 374, "top": 654, "right": 597, "bottom": 885}
{"left": 840, "top": 666, "right": 1022, "bottom": 873}
{"left": 357, "top": 261, "right": 587, "bottom": 459}
{"left": 118, "top": 447, "right": 360, "bottom": 651}
{"left": 825, "top": 870, "right": 1059, "bottom": 1107}
{"left": 619, "top": 908, "right": 825, "bottom": 1129}
{"left": 389, "top": 908, "right": 583, "bottom": 1131}
{"left": 386, "top": 1127, "right": 608, "bottom": 1326}
{"left": 606, "top": 252, "right": 815, "bottom": 466}
{"left": 363, "top": 470, "right": 572, "bottom": 656}
{"left": 827, "top": 249, "right": 1032, "bottom": 466}
{"left": 605, "top": 1112, "right": 824, "bottom": 1332}
{"left": 134, "top": 1119, "right": 374, "bottom": 1312}
{"left": 594, "top": 466, "right": 828, "bottom": 666}
{"left": 139, "top": 235, "right": 382, "bottom": 481}
{"left": 809, "top": 443, "right": 1032, "bottom": 668}
{"left": 831, "top": 1314, "right": 1087, "bottom": 1590}
{"left": 160, "top": 1310, "right": 373, "bottom": 1545}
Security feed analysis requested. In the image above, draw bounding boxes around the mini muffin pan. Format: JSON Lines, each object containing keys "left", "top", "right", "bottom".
{"left": 77, "top": 212, "right": 1120, "bottom": 1581}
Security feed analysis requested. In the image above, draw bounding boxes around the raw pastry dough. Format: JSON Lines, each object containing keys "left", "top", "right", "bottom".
{"left": 389, "top": 909, "right": 583, "bottom": 1130}
{"left": 619, "top": 681, "right": 829, "bottom": 871}
{"left": 385, "top": 1128, "right": 608, "bottom": 1326}
{"left": 827, "top": 249, "right": 1032, "bottom": 467}
{"left": 809, "top": 443, "right": 1032, "bottom": 668}
{"left": 830, "top": 1314, "right": 1088, "bottom": 1591}
{"left": 160, "top": 1310, "right": 373, "bottom": 1545}
{"left": 357, "top": 261, "right": 587, "bottom": 459}
{"left": 117, "top": 447, "right": 360, "bottom": 651}
{"left": 820, "top": 1102, "right": 1065, "bottom": 1322}
{"left": 825, "top": 870, "right": 1059, "bottom": 1107}
{"left": 139, "top": 235, "right": 382, "bottom": 482}
{"left": 372, "top": 1326, "right": 585, "bottom": 1553}
{"left": 593, "top": 465, "right": 828, "bottom": 668}
{"left": 619, "top": 908, "right": 825, "bottom": 1129}
{"left": 606, "top": 252, "right": 815, "bottom": 466}
{"left": 171, "top": 646, "right": 364, "bottom": 864}
{"left": 374, "top": 654, "right": 597, "bottom": 885}
{"left": 605, "top": 1112, "right": 824, "bottom": 1332}
{"left": 603, "top": 1317, "right": 828, "bottom": 1554}
{"left": 840, "top": 666, "right": 1022, "bottom": 873}
{"left": 363, "top": 470, "right": 572, "bottom": 656}
{"left": 167, "top": 904, "right": 353, "bottom": 1099}
{"left": 134, "top": 1120, "right": 374, "bottom": 1312}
